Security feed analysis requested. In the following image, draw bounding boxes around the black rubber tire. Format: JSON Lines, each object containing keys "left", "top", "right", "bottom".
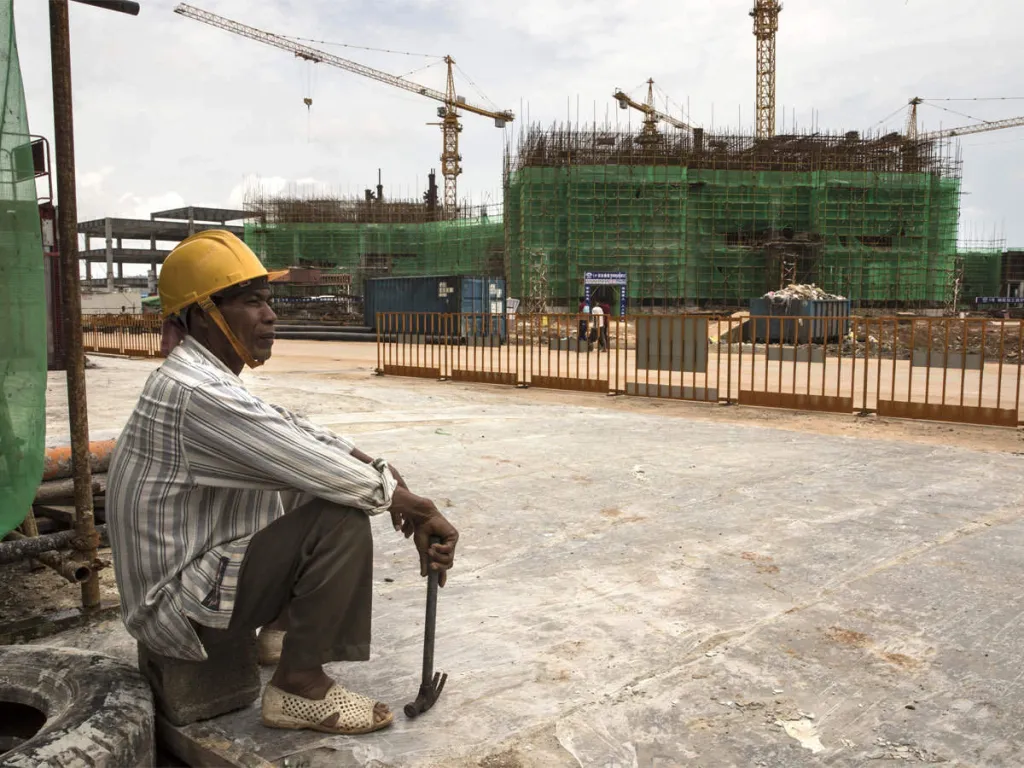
{"left": 0, "top": 645, "right": 154, "bottom": 767}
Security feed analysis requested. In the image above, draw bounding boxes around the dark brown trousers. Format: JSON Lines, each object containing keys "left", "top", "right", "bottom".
{"left": 219, "top": 498, "right": 374, "bottom": 669}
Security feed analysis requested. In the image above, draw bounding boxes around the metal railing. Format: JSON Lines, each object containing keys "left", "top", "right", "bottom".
{"left": 81, "top": 313, "right": 163, "bottom": 358}
{"left": 376, "top": 312, "right": 1024, "bottom": 428}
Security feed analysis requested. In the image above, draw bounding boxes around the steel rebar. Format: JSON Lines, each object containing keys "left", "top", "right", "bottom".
{"left": 50, "top": 0, "right": 100, "bottom": 609}
{"left": 2, "top": 531, "right": 92, "bottom": 583}
{"left": 0, "top": 525, "right": 107, "bottom": 565}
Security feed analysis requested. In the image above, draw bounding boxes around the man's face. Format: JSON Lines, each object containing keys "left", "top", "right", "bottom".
{"left": 219, "top": 287, "right": 277, "bottom": 364}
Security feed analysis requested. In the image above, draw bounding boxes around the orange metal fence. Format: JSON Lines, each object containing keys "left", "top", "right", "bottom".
{"left": 376, "top": 312, "right": 1024, "bottom": 428}
{"left": 81, "top": 314, "right": 163, "bottom": 358}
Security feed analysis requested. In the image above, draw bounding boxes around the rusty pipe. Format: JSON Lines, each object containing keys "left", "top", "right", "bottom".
{"left": 35, "top": 474, "right": 106, "bottom": 505}
{"left": 42, "top": 439, "right": 116, "bottom": 481}
{"left": 0, "top": 525, "right": 106, "bottom": 565}
{"left": 50, "top": 0, "right": 100, "bottom": 610}
{"left": 3, "top": 531, "right": 92, "bottom": 583}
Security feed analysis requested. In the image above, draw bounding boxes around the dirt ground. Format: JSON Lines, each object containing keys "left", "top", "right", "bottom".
{"left": 4, "top": 339, "right": 1024, "bottom": 766}
{"left": 6, "top": 337, "right": 1022, "bottom": 627}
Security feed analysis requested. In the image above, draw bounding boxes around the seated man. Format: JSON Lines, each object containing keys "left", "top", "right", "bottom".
{"left": 107, "top": 230, "right": 458, "bottom": 735}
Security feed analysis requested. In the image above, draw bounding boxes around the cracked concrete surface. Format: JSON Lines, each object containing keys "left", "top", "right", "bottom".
{"left": 29, "top": 342, "right": 1024, "bottom": 767}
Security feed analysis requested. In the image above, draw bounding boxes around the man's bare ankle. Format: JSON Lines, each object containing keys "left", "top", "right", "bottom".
{"left": 271, "top": 668, "right": 332, "bottom": 700}
{"left": 263, "top": 617, "right": 287, "bottom": 632}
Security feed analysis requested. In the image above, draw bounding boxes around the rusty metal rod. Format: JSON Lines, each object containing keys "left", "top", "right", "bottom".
{"left": 3, "top": 531, "right": 92, "bottom": 583}
{"left": 35, "top": 474, "right": 106, "bottom": 505}
{"left": 0, "top": 525, "right": 107, "bottom": 565}
{"left": 50, "top": 0, "right": 100, "bottom": 610}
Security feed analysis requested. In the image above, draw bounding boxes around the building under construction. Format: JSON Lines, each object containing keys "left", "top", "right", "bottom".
{"left": 243, "top": 174, "right": 504, "bottom": 297}
{"left": 504, "top": 123, "right": 988, "bottom": 309}
{"left": 242, "top": 125, "right": 1005, "bottom": 311}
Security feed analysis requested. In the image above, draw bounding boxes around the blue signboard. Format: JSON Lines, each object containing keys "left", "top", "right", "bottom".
{"left": 977, "top": 296, "right": 1024, "bottom": 305}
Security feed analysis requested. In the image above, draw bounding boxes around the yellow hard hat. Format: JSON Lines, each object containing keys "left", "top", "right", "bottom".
{"left": 159, "top": 230, "right": 268, "bottom": 318}
{"left": 159, "top": 230, "right": 270, "bottom": 369}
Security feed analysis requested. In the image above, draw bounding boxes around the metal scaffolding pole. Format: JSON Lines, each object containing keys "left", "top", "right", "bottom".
{"left": 48, "top": 0, "right": 139, "bottom": 610}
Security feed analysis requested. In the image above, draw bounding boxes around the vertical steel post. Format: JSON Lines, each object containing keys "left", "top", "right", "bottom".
{"left": 50, "top": 0, "right": 100, "bottom": 609}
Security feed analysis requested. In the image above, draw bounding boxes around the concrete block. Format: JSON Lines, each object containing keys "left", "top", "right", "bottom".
{"left": 636, "top": 317, "right": 709, "bottom": 373}
{"left": 464, "top": 334, "right": 503, "bottom": 348}
{"left": 137, "top": 628, "right": 260, "bottom": 727}
{"left": 549, "top": 337, "right": 593, "bottom": 352}
{"left": 625, "top": 382, "right": 719, "bottom": 401}
{"left": 911, "top": 349, "right": 983, "bottom": 370}
{"left": 767, "top": 345, "right": 825, "bottom": 363}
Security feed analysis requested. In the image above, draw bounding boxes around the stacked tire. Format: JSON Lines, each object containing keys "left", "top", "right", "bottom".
{"left": 0, "top": 646, "right": 154, "bottom": 767}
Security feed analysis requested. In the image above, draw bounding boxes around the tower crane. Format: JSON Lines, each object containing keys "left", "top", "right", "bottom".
{"left": 904, "top": 97, "right": 1024, "bottom": 141}
{"left": 750, "top": 1, "right": 782, "bottom": 140}
{"left": 173, "top": 4, "right": 514, "bottom": 217}
{"left": 613, "top": 79, "right": 697, "bottom": 145}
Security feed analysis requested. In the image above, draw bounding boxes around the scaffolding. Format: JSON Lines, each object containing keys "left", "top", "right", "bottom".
{"left": 505, "top": 123, "right": 967, "bottom": 309}
{"left": 955, "top": 238, "right": 1005, "bottom": 310}
{"left": 243, "top": 184, "right": 505, "bottom": 295}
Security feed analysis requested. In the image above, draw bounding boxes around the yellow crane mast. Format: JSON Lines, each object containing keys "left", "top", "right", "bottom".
{"left": 750, "top": 1, "right": 782, "bottom": 139}
{"left": 173, "top": 4, "right": 514, "bottom": 217}
{"left": 612, "top": 78, "right": 697, "bottom": 145}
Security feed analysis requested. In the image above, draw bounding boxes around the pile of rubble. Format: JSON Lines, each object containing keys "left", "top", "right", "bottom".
{"left": 763, "top": 283, "right": 846, "bottom": 302}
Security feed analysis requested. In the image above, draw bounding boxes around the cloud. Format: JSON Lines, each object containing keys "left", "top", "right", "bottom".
{"left": 15, "top": 0, "right": 1024, "bottom": 244}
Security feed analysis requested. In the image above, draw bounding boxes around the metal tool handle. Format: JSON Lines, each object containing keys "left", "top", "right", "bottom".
{"left": 420, "top": 535, "right": 441, "bottom": 686}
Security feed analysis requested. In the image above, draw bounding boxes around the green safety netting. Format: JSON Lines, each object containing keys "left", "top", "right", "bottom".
{"left": 244, "top": 215, "right": 506, "bottom": 296}
{"left": 506, "top": 165, "right": 963, "bottom": 306}
{"left": 0, "top": 0, "right": 45, "bottom": 536}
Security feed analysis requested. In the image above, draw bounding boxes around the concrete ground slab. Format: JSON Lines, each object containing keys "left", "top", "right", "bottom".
{"left": 26, "top": 345, "right": 1024, "bottom": 767}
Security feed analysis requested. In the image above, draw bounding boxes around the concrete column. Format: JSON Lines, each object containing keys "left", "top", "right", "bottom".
{"left": 148, "top": 264, "right": 157, "bottom": 295}
{"left": 104, "top": 217, "right": 114, "bottom": 291}
{"left": 117, "top": 263, "right": 124, "bottom": 280}
{"left": 85, "top": 259, "right": 92, "bottom": 282}
{"left": 188, "top": 206, "right": 195, "bottom": 236}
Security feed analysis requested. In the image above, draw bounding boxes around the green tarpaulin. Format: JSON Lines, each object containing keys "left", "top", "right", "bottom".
{"left": 0, "top": 0, "right": 46, "bottom": 536}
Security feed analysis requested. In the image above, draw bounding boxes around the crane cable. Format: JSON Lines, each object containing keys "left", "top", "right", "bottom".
{"left": 866, "top": 103, "right": 912, "bottom": 133}
{"left": 652, "top": 81, "right": 694, "bottom": 127}
{"left": 920, "top": 97, "right": 1024, "bottom": 102}
{"left": 453, "top": 61, "right": 499, "bottom": 111}
{"left": 922, "top": 101, "right": 992, "bottom": 126}
{"left": 279, "top": 34, "right": 439, "bottom": 59}
{"left": 396, "top": 58, "right": 446, "bottom": 81}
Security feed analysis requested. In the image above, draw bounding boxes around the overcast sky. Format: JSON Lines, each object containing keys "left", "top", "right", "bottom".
{"left": 15, "top": 0, "right": 1024, "bottom": 269}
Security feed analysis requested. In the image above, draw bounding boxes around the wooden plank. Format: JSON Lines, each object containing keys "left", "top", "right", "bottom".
{"left": 451, "top": 369, "right": 517, "bottom": 386}
{"left": 529, "top": 375, "right": 608, "bottom": 394}
{"left": 877, "top": 400, "right": 1019, "bottom": 428}
{"left": 739, "top": 390, "right": 853, "bottom": 414}
{"left": 156, "top": 717, "right": 276, "bottom": 768}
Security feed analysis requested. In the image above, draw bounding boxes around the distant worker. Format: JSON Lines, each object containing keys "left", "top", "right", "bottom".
{"left": 106, "top": 230, "right": 458, "bottom": 736}
{"left": 578, "top": 297, "right": 591, "bottom": 341}
{"left": 590, "top": 302, "right": 608, "bottom": 351}
{"left": 599, "top": 301, "right": 612, "bottom": 350}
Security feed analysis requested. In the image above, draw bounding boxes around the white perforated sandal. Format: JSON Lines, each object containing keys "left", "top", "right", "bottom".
{"left": 261, "top": 683, "right": 394, "bottom": 735}
{"left": 257, "top": 629, "right": 285, "bottom": 666}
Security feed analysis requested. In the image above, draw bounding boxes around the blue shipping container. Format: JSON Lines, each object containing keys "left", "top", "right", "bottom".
{"left": 364, "top": 275, "right": 507, "bottom": 342}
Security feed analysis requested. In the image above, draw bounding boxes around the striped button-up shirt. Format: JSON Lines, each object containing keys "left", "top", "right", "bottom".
{"left": 106, "top": 336, "right": 396, "bottom": 661}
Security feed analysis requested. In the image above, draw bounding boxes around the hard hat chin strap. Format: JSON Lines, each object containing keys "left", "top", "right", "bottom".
{"left": 197, "top": 296, "right": 264, "bottom": 369}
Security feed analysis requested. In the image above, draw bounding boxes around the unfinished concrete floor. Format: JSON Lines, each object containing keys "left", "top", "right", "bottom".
{"left": 26, "top": 341, "right": 1024, "bottom": 766}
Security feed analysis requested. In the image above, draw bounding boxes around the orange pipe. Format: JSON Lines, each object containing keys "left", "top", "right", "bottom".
{"left": 42, "top": 439, "right": 116, "bottom": 482}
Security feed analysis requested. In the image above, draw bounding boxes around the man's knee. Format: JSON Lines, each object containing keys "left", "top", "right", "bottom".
{"left": 305, "top": 499, "right": 372, "bottom": 549}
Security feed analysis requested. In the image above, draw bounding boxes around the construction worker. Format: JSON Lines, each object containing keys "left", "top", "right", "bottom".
{"left": 106, "top": 230, "right": 458, "bottom": 735}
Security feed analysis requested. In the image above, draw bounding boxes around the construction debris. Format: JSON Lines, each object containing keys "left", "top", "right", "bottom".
{"left": 763, "top": 284, "right": 846, "bottom": 302}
